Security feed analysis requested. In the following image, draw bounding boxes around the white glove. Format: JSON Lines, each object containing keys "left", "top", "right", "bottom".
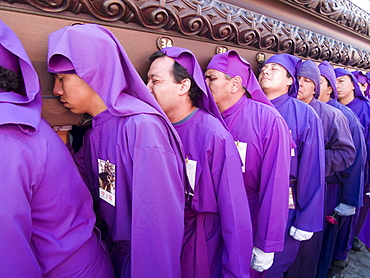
{"left": 334, "top": 203, "right": 356, "bottom": 216}
{"left": 251, "top": 246, "right": 274, "bottom": 272}
{"left": 289, "top": 226, "right": 313, "bottom": 241}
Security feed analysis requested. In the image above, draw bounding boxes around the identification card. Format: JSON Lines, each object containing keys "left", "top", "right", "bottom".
{"left": 98, "top": 158, "right": 116, "bottom": 206}
{"left": 235, "top": 141, "right": 247, "bottom": 173}
{"left": 186, "top": 158, "right": 197, "bottom": 191}
{"left": 289, "top": 187, "right": 295, "bottom": 209}
{"left": 289, "top": 130, "right": 295, "bottom": 157}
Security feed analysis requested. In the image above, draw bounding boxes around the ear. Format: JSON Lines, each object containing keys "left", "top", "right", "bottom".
{"left": 327, "top": 86, "right": 333, "bottom": 95}
{"left": 231, "top": 76, "right": 243, "bottom": 94}
{"left": 287, "top": 77, "right": 293, "bottom": 86}
{"left": 179, "top": 78, "right": 191, "bottom": 96}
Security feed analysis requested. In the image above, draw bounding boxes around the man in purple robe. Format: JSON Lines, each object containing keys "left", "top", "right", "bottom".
{"left": 352, "top": 71, "right": 369, "bottom": 97}
{"left": 205, "top": 50, "right": 292, "bottom": 277}
{"left": 47, "top": 24, "right": 187, "bottom": 277}
{"left": 0, "top": 20, "right": 114, "bottom": 277}
{"left": 286, "top": 60, "right": 355, "bottom": 278}
{"left": 258, "top": 54, "right": 325, "bottom": 278}
{"left": 146, "top": 47, "right": 253, "bottom": 278}
{"left": 328, "top": 68, "right": 370, "bottom": 276}
{"left": 314, "top": 61, "right": 367, "bottom": 278}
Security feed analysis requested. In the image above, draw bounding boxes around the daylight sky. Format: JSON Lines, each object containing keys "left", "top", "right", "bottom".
{"left": 349, "top": 0, "right": 370, "bottom": 13}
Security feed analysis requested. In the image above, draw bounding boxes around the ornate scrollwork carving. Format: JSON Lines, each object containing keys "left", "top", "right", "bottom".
{"left": 3, "top": 0, "right": 370, "bottom": 69}
{"left": 280, "top": 0, "right": 370, "bottom": 37}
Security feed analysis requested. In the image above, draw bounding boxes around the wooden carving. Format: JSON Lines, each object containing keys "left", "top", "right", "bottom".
{"left": 280, "top": 0, "right": 370, "bottom": 37}
{"left": 2, "top": 0, "right": 370, "bottom": 69}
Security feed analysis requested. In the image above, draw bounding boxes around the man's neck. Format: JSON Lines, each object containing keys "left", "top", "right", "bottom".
{"left": 167, "top": 104, "right": 197, "bottom": 123}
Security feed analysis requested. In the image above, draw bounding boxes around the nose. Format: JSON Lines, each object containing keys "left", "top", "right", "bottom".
{"left": 52, "top": 79, "right": 63, "bottom": 97}
{"left": 146, "top": 80, "right": 153, "bottom": 92}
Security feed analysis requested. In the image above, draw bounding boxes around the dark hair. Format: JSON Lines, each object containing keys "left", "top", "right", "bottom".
{"left": 0, "top": 66, "right": 19, "bottom": 92}
{"left": 149, "top": 51, "right": 200, "bottom": 105}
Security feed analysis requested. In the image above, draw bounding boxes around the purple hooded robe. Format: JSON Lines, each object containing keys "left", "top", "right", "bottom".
{"left": 262, "top": 54, "right": 325, "bottom": 278}
{"left": 333, "top": 68, "right": 370, "bottom": 261}
{"left": 0, "top": 20, "right": 114, "bottom": 278}
{"left": 206, "top": 50, "right": 292, "bottom": 278}
{"left": 48, "top": 24, "right": 187, "bottom": 278}
{"left": 287, "top": 60, "right": 356, "bottom": 278}
{"left": 160, "top": 47, "right": 253, "bottom": 278}
{"left": 352, "top": 71, "right": 369, "bottom": 97}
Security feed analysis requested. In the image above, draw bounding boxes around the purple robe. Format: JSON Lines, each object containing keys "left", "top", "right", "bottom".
{"left": 0, "top": 120, "right": 114, "bottom": 278}
{"left": 309, "top": 98, "right": 355, "bottom": 178}
{"left": 48, "top": 24, "right": 187, "bottom": 277}
{"left": 359, "top": 209, "right": 370, "bottom": 248}
{"left": 222, "top": 95, "right": 290, "bottom": 253}
{"left": 161, "top": 47, "right": 253, "bottom": 277}
{"left": 266, "top": 93, "right": 325, "bottom": 278}
{"left": 335, "top": 69, "right": 370, "bottom": 257}
{"left": 207, "top": 50, "right": 293, "bottom": 278}
{"left": 0, "top": 20, "right": 113, "bottom": 278}
{"left": 287, "top": 97, "right": 356, "bottom": 278}
{"left": 175, "top": 108, "right": 253, "bottom": 278}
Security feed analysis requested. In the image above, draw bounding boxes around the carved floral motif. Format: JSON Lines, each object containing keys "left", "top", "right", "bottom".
{"left": 3, "top": 0, "right": 370, "bottom": 69}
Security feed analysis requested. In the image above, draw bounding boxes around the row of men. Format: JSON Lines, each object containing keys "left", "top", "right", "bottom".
{"left": 1, "top": 20, "right": 370, "bottom": 278}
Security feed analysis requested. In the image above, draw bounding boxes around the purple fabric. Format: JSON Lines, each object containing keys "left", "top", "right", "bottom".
{"left": 206, "top": 50, "right": 273, "bottom": 107}
{"left": 75, "top": 109, "right": 185, "bottom": 277}
{"left": 298, "top": 60, "right": 321, "bottom": 98}
{"left": 0, "top": 20, "right": 42, "bottom": 134}
{"left": 222, "top": 95, "right": 291, "bottom": 254}
{"left": 0, "top": 119, "right": 114, "bottom": 278}
{"left": 285, "top": 97, "right": 356, "bottom": 278}
{"left": 366, "top": 72, "right": 370, "bottom": 97}
{"left": 309, "top": 98, "right": 355, "bottom": 177}
{"left": 161, "top": 47, "right": 226, "bottom": 128}
{"left": 48, "top": 24, "right": 171, "bottom": 122}
{"left": 262, "top": 54, "right": 302, "bottom": 97}
{"left": 327, "top": 99, "right": 366, "bottom": 207}
{"left": 334, "top": 68, "right": 368, "bottom": 101}
{"left": 49, "top": 24, "right": 187, "bottom": 276}
{"left": 173, "top": 108, "right": 253, "bottom": 277}
{"left": 352, "top": 71, "right": 368, "bottom": 84}
{"left": 359, "top": 208, "right": 370, "bottom": 247}
{"left": 0, "top": 20, "right": 114, "bottom": 278}
{"left": 266, "top": 93, "right": 325, "bottom": 277}
{"left": 318, "top": 61, "right": 338, "bottom": 99}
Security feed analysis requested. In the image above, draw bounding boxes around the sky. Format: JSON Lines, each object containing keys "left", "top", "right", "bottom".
{"left": 349, "top": 0, "right": 370, "bottom": 13}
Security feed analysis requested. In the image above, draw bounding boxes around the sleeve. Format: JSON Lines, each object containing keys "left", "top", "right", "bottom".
{"left": 212, "top": 136, "right": 253, "bottom": 277}
{"left": 293, "top": 113, "right": 325, "bottom": 232}
{"left": 254, "top": 117, "right": 291, "bottom": 252}
{"left": 130, "top": 117, "right": 185, "bottom": 277}
{"left": 325, "top": 113, "right": 355, "bottom": 177}
{"left": 0, "top": 135, "right": 42, "bottom": 278}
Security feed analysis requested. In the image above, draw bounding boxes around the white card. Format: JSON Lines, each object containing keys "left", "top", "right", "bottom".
{"left": 98, "top": 158, "right": 116, "bottom": 206}
{"left": 186, "top": 158, "right": 197, "bottom": 191}
{"left": 235, "top": 141, "right": 247, "bottom": 173}
{"left": 290, "top": 130, "right": 295, "bottom": 157}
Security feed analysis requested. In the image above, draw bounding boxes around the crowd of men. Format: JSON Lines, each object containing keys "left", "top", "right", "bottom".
{"left": 1, "top": 20, "right": 370, "bottom": 278}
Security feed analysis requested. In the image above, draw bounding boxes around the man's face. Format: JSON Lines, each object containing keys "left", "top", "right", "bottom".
{"left": 336, "top": 75, "right": 354, "bottom": 104}
{"left": 146, "top": 56, "right": 183, "bottom": 115}
{"left": 297, "top": 76, "right": 315, "bottom": 104}
{"left": 318, "top": 75, "right": 332, "bottom": 103}
{"left": 258, "top": 63, "right": 292, "bottom": 95}
{"left": 52, "top": 73, "right": 97, "bottom": 115}
{"left": 204, "top": 69, "right": 232, "bottom": 108}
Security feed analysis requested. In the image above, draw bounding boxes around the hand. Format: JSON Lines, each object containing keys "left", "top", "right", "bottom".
{"left": 251, "top": 246, "right": 274, "bottom": 272}
{"left": 289, "top": 226, "right": 313, "bottom": 241}
{"left": 334, "top": 203, "right": 356, "bottom": 216}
